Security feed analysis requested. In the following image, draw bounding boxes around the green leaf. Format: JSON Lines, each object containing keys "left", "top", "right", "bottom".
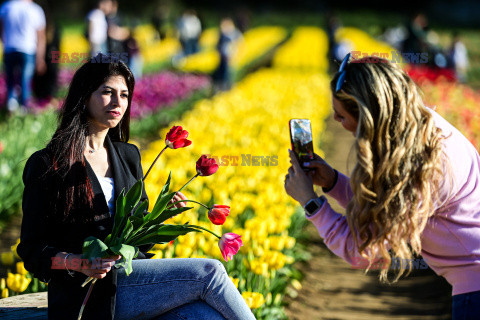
{"left": 149, "top": 206, "right": 193, "bottom": 226}
{"left": 81, "top": 236, "right": 110, "bottom": 262}
{"left": 112, "top": 189, "right": 126, "bottom": 240}
{"left": 125, "top": 224, "right": 158, "bottom": 245}
{"left": 131, "top": 224, "right": 201, "bottom": 247}
{"left": 129, "top": 215, "right": 144, "bottom": 230}
{"left": 110, "top": 243, "right": 137, "bottom": 276}
{"left": 160, "top": 172, "right": 172, "bottom": 197}
{"left": 133, "top": 199, "right": 149, "bottom": 219}
{"left": 149, "top": 191, "right": 176, "bottom": 221}
{"left": 125, "top": 180, "right": 144, "bottom": 215}
{"left": 120, "top": 218, "right": 134, "bottom": 241}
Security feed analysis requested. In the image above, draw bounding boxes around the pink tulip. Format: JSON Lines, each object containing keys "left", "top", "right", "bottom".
{"left": 218, "top": 233, "right": 243, "bottom": 262}
{"left": 208, "top": 205, "right": 230, "bottom": 225}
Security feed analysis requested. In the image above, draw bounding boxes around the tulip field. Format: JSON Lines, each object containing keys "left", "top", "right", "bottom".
{"left": 1, "top": 17, "right": 480, "bottom": 319}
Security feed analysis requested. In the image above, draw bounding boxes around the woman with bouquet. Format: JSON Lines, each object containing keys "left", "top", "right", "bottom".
{"left": 17, "top": 53, "right": 255, "bottom": 320}
{"left": 284, "top": 53, "right": 480, "bottom": 319}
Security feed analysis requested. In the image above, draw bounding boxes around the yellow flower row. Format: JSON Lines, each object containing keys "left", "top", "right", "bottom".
{"left": 140, "top": 67, "right": 331, "bottom": 311}
{"left": 177, "top": 26, "right": 287, "bottom": 73}
{"left": 272, "top": 26, "right": 329, "bottom": 71}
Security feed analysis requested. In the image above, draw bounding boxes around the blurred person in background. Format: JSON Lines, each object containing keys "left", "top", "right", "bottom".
{"left": 447, "top": 31, "right": 469, "bottom": 83}
{"left": 212, "top": 17, "right": 242, "bottom": 92}
{"left": 106, "top": 0, "right": 130, "bottom": 58}
{"left": 326, "top": 11, "right": 341, "bottom": 71}
{"left": 285, "top": 53, "right": 480, "bottom": 320}
{"left": 124, "top": 25, "right": 143, "bottom": 80}
{"left": 86, "top": 0, "right": 113, "bottom": 56}
{"left": 33, "top": 0, "right": 60, "bottom": 106}
{"left": 401, "top": 12, "right": 429, "bottom": 61}
{"left": 0, "top": 0, "right": 46, "bottom": 113}
{"left": 151, "top": 3, "right": 170, "bottom": 41}
{"left": 176, "top": 9, "right": 202, "bottom": 56}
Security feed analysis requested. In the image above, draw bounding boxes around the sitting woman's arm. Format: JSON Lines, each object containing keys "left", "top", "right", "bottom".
{"left": 17, "top": 151, "right": 64, "bottom": 283}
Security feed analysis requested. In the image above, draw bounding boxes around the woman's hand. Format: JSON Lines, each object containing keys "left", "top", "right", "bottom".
{"left": 284, "top": 149, "right": 318, "bottom": 206}
{"left": 304, "top": 153, "right": 336, "bottom": 189}
{"left": 70, "top": 254, "right": 122, "bottom": 279}
{"left": 170, "top": 191, "right": 188, "bottom": 209}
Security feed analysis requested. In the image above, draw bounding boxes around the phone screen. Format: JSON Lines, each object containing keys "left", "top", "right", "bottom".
{"left": 289, "top": 119, "right": 314, "bottom": 170}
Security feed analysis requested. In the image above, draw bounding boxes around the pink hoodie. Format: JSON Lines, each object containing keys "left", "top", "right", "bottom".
{"left": 306, "top": 108, "right": 480, "bottom": 296}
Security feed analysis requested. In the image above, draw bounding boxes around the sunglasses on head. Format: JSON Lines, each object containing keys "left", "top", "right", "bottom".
{"left": 335, "top": 52, "right": 351, "bottom": 93}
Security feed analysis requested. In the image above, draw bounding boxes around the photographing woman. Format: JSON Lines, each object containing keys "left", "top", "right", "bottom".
{"left": 17, "top": 54, "right": 255, "bottom": 320}
{"left": 284, "top": 53, "right": 480, "bottom": 319}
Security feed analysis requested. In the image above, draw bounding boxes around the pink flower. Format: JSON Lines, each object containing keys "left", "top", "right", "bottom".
{"left": 208, "top": 205, "right": 230, "bottom": 225}
{"left": 0, "top": 141, "right": 3, "bottom": 155}
{"left": 165, "top": 126, "right": 192, "bottom": 149}
{"left": 218, "top": 233, "right": 243, "bottom": 262}
{"left": 196, "top": 155, "right": 219, "bottom": 176}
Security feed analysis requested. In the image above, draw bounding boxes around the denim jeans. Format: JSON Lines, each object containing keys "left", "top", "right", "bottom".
{"left": 114, "top": 258, "right": 256, "bottom": 320}
{"left": 452, "top": 289, "right": 480, "bottom": 320}
{"left": 3, "top": 51, "right": 36, "bottom": 107}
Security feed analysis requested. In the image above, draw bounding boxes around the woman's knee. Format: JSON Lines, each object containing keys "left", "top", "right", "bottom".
{"left": 200, "top": 259, "right": 227, "bottom": 279}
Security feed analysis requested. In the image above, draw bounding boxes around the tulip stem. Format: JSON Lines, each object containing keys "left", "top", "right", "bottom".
{"left": 81, "top": 276, "right": 94, "bottom": 287}
{"left": 77, "top": 278, "right": 97, "bottom": 320}
{"left": 167, "top": 199, "right": 209, "bottom": 210}
{"left": 188, "top": 225, "right": 221, "bottom": 239}
{"left": 143, "top": 146, "right": 168, "bottom": 181}
{"left": 177, "top": 174, "right": 199, "bottom": 193}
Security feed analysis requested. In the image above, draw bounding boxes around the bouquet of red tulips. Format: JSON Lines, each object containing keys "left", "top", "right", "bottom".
{"left": 77, "top": 126, "right": 243, "bottom": 320}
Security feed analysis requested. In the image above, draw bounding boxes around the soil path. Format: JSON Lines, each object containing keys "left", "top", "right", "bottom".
{"left": 284, "top": 115, "right": 452, "bottom": 319}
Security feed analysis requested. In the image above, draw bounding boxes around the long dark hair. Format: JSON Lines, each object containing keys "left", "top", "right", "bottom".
{"left": 46, "top": 54, "right": 135, "bottom": 223}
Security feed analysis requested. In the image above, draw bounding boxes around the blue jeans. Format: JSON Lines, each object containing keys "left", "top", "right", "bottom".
{"left": 114, "top": 258, "right": 256, "bottom": 320}
{"left": 3, "top": 51, "right": 36, "bottom": 106}
{"left": 452, "top": 290, "right": 480, "bottom": 320}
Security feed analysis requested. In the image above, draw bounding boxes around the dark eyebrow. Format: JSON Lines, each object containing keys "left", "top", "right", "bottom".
{"left": 103, "top": 85, "right": 128, "bottom": 92}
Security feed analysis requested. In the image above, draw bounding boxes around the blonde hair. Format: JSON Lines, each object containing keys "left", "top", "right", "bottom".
{"left": 330, "top": 56, "right": 446, "bottom": 283}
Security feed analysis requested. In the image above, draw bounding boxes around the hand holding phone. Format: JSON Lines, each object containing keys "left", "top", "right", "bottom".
{"left": 289, "top": 119, "right": 314, "bottom": 171}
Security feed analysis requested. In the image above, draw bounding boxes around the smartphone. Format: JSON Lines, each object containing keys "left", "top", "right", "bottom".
{"left": 289, "top": 119, "right": 314, "bottom": 171}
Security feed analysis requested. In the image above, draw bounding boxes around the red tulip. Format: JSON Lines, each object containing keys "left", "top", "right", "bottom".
{"left": 165, "top": 126, "right": 192, "bottom": 149}
{"left": 196, "top": 155, "right": 219, "bottom": 176}
{"left": 208, "top": 205, "right": 230, "bottom": 225}
{"left": 218, "top": 233, "right": 243, "bottom": 262}
{"left": 0, "top": 141, "right": 3, "bottom": 155}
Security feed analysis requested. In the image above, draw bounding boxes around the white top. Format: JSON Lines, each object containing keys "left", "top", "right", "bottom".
{"left": 97, "top": 176, "right": 115, "bottom": 217}
{"left": 86, "top": 8, "right": 108, "bottom": 45}
{"left": 0, "top": 0, "right": 46, "bottom": 54}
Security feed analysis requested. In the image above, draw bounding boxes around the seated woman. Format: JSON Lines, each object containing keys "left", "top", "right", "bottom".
{"left": 284, "top": 53, "right": 480, "bottom": 320}
{"left": 17, "top": 53, "right": 255, "bottom": 320}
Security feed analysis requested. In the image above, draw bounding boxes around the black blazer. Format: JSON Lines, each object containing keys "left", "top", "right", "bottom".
{"left": 17, "top": 135, "right": 154, "bottom": 320}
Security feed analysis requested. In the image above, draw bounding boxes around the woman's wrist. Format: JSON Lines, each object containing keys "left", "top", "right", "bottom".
{"left": 55, "top": 252, "right": 80, "bottom": 273}
{"left": 322, "top": 169, "right": 338, "bottom": 193}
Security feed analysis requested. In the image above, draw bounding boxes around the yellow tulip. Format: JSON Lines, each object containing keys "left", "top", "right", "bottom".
{"left": 1, "top": 288, "right": 8, "bottom": 298}
{"left": 16, "top": 262, "right": 28, "bottom": 275}
{"left": 1, "top": 252, "right": 14, "bottom": 265}
{"left": 7, "top": 272, "right": 31, "bottom": 293}
{"left": 0, "top": 278, "right": 5, "bottom": 290}
{"left": 11, "top": 238, "right": 20, "bottom": 259}
{"left": 242, "top": 291, "right": 265, "bottom": 309}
